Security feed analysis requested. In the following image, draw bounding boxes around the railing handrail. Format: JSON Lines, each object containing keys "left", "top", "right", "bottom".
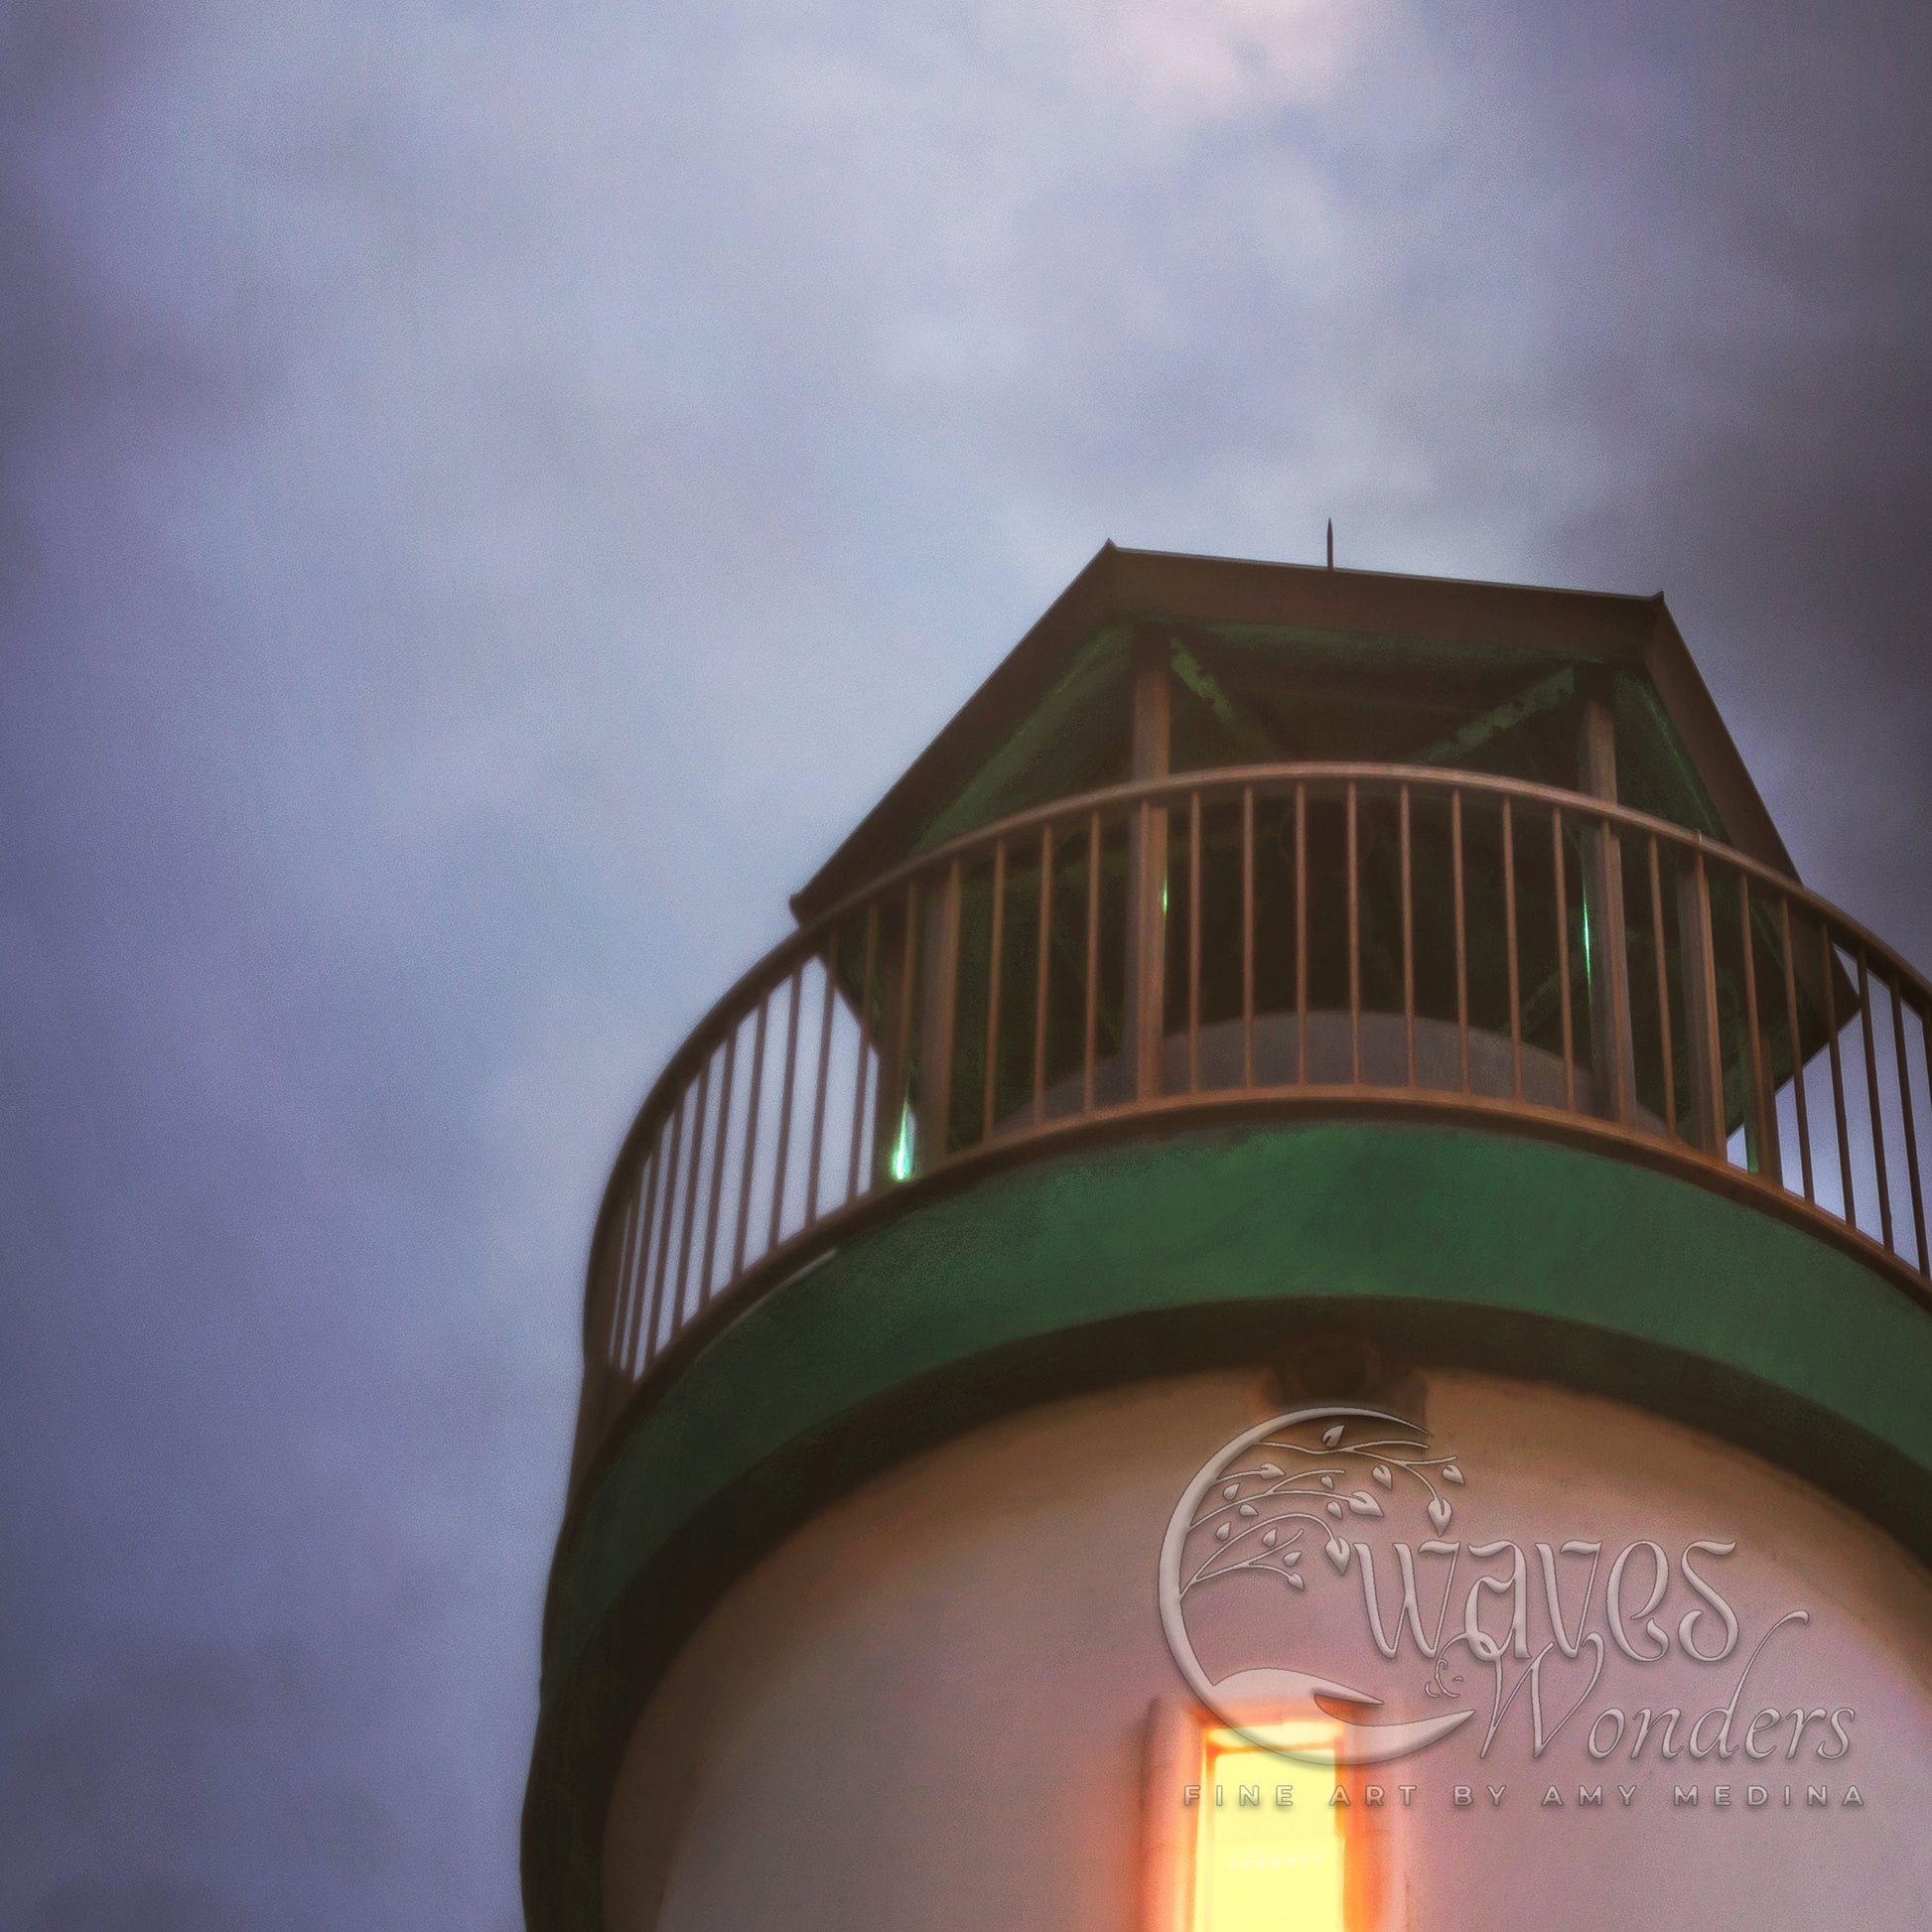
{"left": 572, "top": 759, "right": 1932, "bottom": 1488}
{"left": 595, "top": 762, "right": 1918, "bottom": 1234}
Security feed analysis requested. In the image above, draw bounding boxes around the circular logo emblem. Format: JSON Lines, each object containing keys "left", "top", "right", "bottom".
{"left": 1159, "top": 1405, "right": 1476, "bottom": 1762}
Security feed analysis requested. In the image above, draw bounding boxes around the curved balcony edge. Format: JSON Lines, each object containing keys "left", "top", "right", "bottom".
{"left": 525, "top": 1113, "right": 1932, "bottom": 1932}
{"left": 565, "top": 763, "right": 1932, "bottom": 1507}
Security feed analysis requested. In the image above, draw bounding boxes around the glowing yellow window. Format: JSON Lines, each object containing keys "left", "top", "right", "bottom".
{"left": 1193, "top": 1724, "right": 1345, "bottom": 1932}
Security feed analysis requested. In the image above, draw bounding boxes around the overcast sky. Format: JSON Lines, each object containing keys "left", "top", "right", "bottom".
{"left": 3, "top": 2, "right": 1929, "bottom": 1927}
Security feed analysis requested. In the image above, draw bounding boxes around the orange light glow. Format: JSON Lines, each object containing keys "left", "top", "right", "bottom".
{"left": 1192, "top": 1724, "right": 1347, "bottom": 1932}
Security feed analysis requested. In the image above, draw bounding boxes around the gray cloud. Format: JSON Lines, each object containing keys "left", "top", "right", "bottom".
{"left": 1459, "top": 4, "right": 1932, "bottom": 954}
{"left": 1, "top": 2, "right": 1926, "bottom": 1926}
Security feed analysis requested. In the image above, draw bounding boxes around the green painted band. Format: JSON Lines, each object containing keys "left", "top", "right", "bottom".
{"left": 523, "top": 1121, "right": 1932, "bottom": 1931}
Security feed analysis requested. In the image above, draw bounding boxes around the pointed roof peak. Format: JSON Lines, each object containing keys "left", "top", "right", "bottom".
{"left": 791, "top": 545, "right": 1794, "bottom": 920}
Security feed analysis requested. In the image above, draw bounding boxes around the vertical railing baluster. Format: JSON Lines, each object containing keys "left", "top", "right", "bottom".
{"left": 674, "top": 1057, "right": 711, "bottom": 1324}
{"left": 1690, "top": 854, "right": 1726, "bottom": 1161}
{"left": 603, "top": 1189, "right": 638, "bottom": 1376}
{"left": 630, "top": 1137, "right": 667, "bottom": 1371}
{"left": 1346, "top": 781, "right": 1361, "bottom": 1085}
{"left": 766, "top": 966, "right": 803, "bottom": 1250}
{"left": 1554, "top": 808, "right": 1576, "bottom": 1112}
{"left": 1738, "top": 874, "right": 1776, "bottom": 1179}
{"left": 889, "top": 880, "right": 919, "bottom": 1178}
{"left": 804, "top": 945, "right": 838, "bottom": 1222}
{"left": 983, "top": 841, "right": 1008, "bottom": 1141}
{"left": 700, "top": 1030, "right": 736, "bottom": 1302}
{"left": 1083, "top": 811, "right": 1100, "bottom": 1114}
{"left": 731, "top": 996, "right": 768, "bottom": 1278}
{"left": 1923, "top": 994, "right": 1932, "bottom": 1268}
{"left": 847, "top": 905, "right": 878, "bottom": 1201}
{"left": 650, "top": 1111, "right": 684, "bottom": 1365}
{"left": 1821, "top": 922, "right": 1854, "bottom": 1226}
{"left": 1857, "top": 948, "right": 1893, "bottom": 1251}
{"left": 1648, "top": 839, "right": 1676, "bottom": 1142}
{"left": 577, "top": 1199, "right": 627, "bottom": 1449}
{"left": 1187, "top": 791, "right": 1202, "bottom": 1093}
{"left": 1400, "top": 785, "right": 1415, "bottom": 1090}
{"left": 646, "top": 1094, "right": 685, "bottom": 1365}
{"left": 573, "top": 1192, "right": 624, "bottom": 1450}
{"left": 1503, "top": 797, "right": 1522, "bottom": 1102}
{"left": 1889, "top": 970, "right": 1928, "bottom": 1274}
{"left": 919, "top": 860, "right": 963, "bottom": 1161}
{"left": 1605, "top": 823, "right": 1635, "bottom": 1129}
{"left": 632, "top": 1143, "right": 665, "bottom": 1368}
{"left": 1295, "top": 782, "right": 1308, "bottom": 1083}
{"left": 1922, "top": 992, "right": 1932, "bottom": 1270}
{"left": 632, "top": 1117, "right": 664, "bottom": 1367}
{"left": 1778, "top": 899, "right": 1814, "bottom": 1203}
{"left": 1134, "top": 794, "right": 1166, "bottom": 1101}
{"left": 1241, "top": 786, "right": 1255, "bottom": 1091}
{"left": 1033, "top": 825, "right": 1052, "bottom": 1125}
{"left": 597, "top": 1176, "right": 628, "bottom": 1381}
{"left": 1452, "top": 787, "right": 1469, "bottom": 1093}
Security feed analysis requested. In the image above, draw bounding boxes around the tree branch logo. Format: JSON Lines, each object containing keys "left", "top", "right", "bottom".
{"left": 1161, "top": 1406, "right": 1477, "bottom": 1763}
{"left": 1159, "top": 1405, "right": 1856, "bottom": 1777}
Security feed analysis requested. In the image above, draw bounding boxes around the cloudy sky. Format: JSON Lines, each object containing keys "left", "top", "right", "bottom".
{"left": 3, "top": 2, "right": 1928, "bottom": 1926}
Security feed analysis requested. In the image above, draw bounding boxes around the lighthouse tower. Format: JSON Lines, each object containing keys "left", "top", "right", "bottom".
{"left": 524, "top": 546, "right": 1932, "bottom": 1932}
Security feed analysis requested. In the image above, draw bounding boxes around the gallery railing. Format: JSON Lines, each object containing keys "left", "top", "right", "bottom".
{"left": 569, "top": 764, "right": 1932, "bottom": 1486}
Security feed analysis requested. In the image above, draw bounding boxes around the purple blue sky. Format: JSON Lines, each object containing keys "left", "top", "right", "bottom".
{"left": 3, "top": 2, "right": 1929, "bottom": 1927}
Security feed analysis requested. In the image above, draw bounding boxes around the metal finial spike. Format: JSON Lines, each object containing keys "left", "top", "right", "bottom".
{"left": 1326, "top": 519, "right": 1334, "bottom": 569}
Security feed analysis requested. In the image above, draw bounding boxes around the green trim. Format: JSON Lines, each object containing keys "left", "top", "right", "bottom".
{"left": 911, "top": 621, "right": 1132, "bottom": 855}
{"left": 1616, "top": 670, "right": 1728, "bottom": 842}
{"left": 524, "top": 1121, "right": 1932, "bottom": 1931}
{"left": 1415, "top": 664, "right": 1576, "bottom": 768}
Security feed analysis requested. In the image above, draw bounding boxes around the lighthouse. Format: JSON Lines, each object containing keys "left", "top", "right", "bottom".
{"left": 524, "top": 545, "right": 1932, "bottom": 1930}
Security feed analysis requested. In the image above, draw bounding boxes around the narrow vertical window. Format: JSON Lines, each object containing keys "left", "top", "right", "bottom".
{"left": 1192, "top": 1724, "right": 1347, "bottom": 1932}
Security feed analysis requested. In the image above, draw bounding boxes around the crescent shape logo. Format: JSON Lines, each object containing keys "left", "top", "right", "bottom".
{"left": 1159, "top": 1404, "right": 1477, "bottom": 1764}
